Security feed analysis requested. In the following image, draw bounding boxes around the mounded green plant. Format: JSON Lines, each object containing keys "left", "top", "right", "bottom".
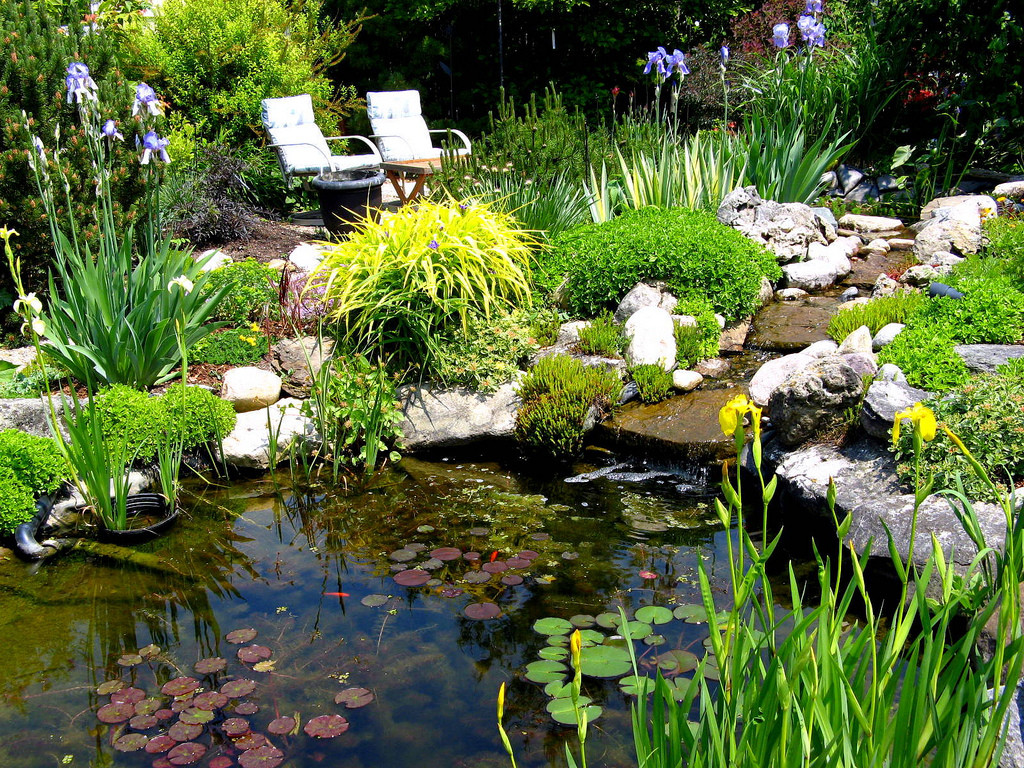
{"left": 877, "top": 327, "right": 970, "bottom": 392}
{"left": 543, "top": 207, "right": 779, "bottom": 321}
{"left": 0, "top": 463, "right": 41, "bottom": 535}
{"left": 0, "top": 428, "right": 67, "bottom": 533}
{"left": 201, "top": 259, "right": 280, "bottom": 325}
{"left": 312, "top": 199, "right": 536, "bottom": 372}
{"left": 576, "top": 312, "right": 624, "bottom": 357}
{"left": 191, "top": 324, "right": 269, "bottom": 366}
{"left": 629, "top": 364, "right": 673, "bottom": 404}
{"left": 826, "top": 291, "right": 925, "bottom": 341}
{"left": 431, "top": 310, "right": 539, "bottom": 393}
{"left": 514, "top": 354, "right": 621, "bottom": 460}
{"left": 912, "top": 278, "right": 1024, "bottom": 345}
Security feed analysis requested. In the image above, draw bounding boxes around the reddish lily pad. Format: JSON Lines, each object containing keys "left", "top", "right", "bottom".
{"left": 505, "top": 558, "right": 531, "bottom": 569}
{"left": 465, "top": 602, "right": 502, "bottom": 620}
{"left": 193, "top": 691, "right": 229, "bottom": 711}
{"left": 530, "top": 533, "right": 551, "bottom": 541}
{"left": 393, "top": 569, "right": 430, "bottom": 587}
{"left": 463, "top": 571, "right": 491, "bottom": 584}
{"left": 468, "top": 527, "right": 490, "bottom": 536}
{"left": 237, "top": 645, "right": 272, "bottom": 664}
{"left": 114, "top": 732, "right": 149, "bottom": 752}
{"left": 97, "top": 680, "right": 125, "bottom": 695}
{"left": 145, "top": 734, "right": 178, "bottom": 754}
{"left": 222, "top": 717, "right": 251, "bottom": 737}
{"left": 97, "top": 702, "right": 135, "bottom": 724}
{"left": 155, "top": 709, "right": 176, "bottom": 721}
{"left": 462, "top": 551, "right": 481, "bottom": 561}
{"left": 405, "top": 543, "right": 427, "bottom": 552}
{"left": 129, "top": 714, "right": 158, "bottom": 730}
{"left": 117, "top": 653, "right": 144, "bottom": 667}
{"left": 360, "top": 594, "right": 390, "bottom": 608}
{"left": 209, "top": 758, "right": 234, "bottom": 768}
{"left": 388, "top": 549, "right": 416, "bottom": 562}
{"left": 235, "top": 732, "right": 267, "bottom": 750}
{"left": 167, "top": 741, "right": 207, "bottom": 765}
{"left": 111, "top": 687, "right": 146, "bottom": 705}
{"left": 440, "top": 587, "right": 464, "bottom": 598}
{"left": 501, "top": 574, "right": 524, "bottom": 586}
{"left": 482, "top": 561, "right": 508, "bottom": 573}
{"left": 134, "top": 697, "right": 162, "bottom": 715}
{"left": 220, "top": 679, "right": 258, "bottom": 699}
{"left": 153, "top": 759, "right": 173, "bottom": 768}
{"left": 234, "top": 702, "right": 259, "bottom": 716}
{"left": 161, "top": 677, "right": 200, "bottom": 697}
{"left": 194, "top": 657, "right": 228, "bottom": 675}
{"left": 267, "top": 716, "right": 296, "bottom": 735}
{"left": 167, "top": 721, "right": 203, "bottom": 742}
{"left": 335, "top": 687, "right": 374, "bottom": 708}
{"left": 226, "top": 628, "right": 258, "bottom": 644}
{"left": 238, "top": 745, "right": 285, "bottom": 768}
{"left": 518, "top": 550, "right": 540, "bottom": 560}
{"left": 430, "top": 547, "right": 462, "bottom": 561}
{"left": 170, "top": 697, "right": 194, "bottom": 712}
{"left": 304, "top": 714, "right": 349, "bottom": 738}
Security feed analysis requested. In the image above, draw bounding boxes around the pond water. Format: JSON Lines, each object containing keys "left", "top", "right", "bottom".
{"left": 0, "top": 450, "right": 759, "bottom": 768}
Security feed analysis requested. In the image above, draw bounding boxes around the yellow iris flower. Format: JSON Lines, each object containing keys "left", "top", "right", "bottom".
{"left": 892, "top": 402, "right": 937, "bottom": 444}
{"left": 719, "top": 394, "right": 762, "bottom": 438}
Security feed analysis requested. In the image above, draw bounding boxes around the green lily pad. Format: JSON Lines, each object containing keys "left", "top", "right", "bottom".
{"left": 579, "top": 645, "right": 632, "bottom": 679}
{"left": 595, "top": 612, "right": 623, "bottom": 629}
{"left": 533, "top": 617, "right": 573, "bottom": 636}
{"left": 577, "top": 629, "right": 606, "bottom": 646}
{"left": 538, "top": 646, "right": 568, "bottom": 661}
{"left": 657, "top": 650, "right": 698, "bottom": 675}
{"left": 619, "top": 675, "right": 656, "bottom": 696}
{"left": 570, "top": 614, "right": 596, "bottom": 628}
{"left": 546, "top": 635, "right": 569, "bottom": 647}
{"left": 702, "top": 655, "right": 720, "bottom": 681}
{"left": 667, "top": 676, "right": 701, "bottom": 702}
{"left": 620, "top": 620, "right": 652, "bottom": 640}
{"left": 524, "top": 660, "right": 568, "bottom": 684}
{"left": 643, "top": 634, "right": 667, "bottom": 647}
{"left": 635, "top": 606, "right": 674, "bottom": 625}
{"left": 673, "top": 604, "right": 708, "bottom": 623}
{"left": 544, "top": 681, "right": 572, "bottom": 697}
{"left": 547, "top": 700, "right": 603, "bottom": 726}
{"left": 547, "top": 694, "right": 592, "bottom": 711}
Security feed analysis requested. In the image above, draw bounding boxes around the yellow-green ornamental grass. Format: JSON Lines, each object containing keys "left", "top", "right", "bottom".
{"left": 311, "top": 199, "right": 536, "bottom": 370}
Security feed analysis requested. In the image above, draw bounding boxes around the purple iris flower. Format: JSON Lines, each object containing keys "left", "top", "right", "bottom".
{"left": 805, "top": 0, "right": 823, "bottom": 12}
{"left": 772, "top": 23, "right": 790, "bottom": 49}
{"left": 669, "top": 49, "right": 690, "bottom": 78}
{"left": 798, "top": 15, "right": 826, "bottom": 47}
{"left": 643, "top": 47, "right": 668, "bottom": 77}
{"left": 65, "top": 62, "right": 97, "bottom": 103}
{"left": 427, "top": 238, "right": 439, "bottom": 250}
{"left": 133, "top": 82, "right": 162, "bottom": 116}
{"left": 720, "top": 45, "right": 730, "bottom": 69}
{"left": 139, "top": 130, "right": 170, "bottom": 164}
{"left": 101, "top": 119, "right": 123, "bottom": 141}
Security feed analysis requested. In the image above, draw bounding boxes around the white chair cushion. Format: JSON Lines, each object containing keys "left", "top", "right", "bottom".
{"left": 367, "top": 90, "right": 434, "bottom": 161}
{"left": 262, "top": 94, "right": 317, "bottom": 130}
{"left": 266, "top": 124, "right": 332, "bottom": 175}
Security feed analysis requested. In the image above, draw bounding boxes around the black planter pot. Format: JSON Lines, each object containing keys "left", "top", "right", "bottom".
{"left": 311, "top": 168, "right": 385, "bottom": 237}
{"left": 98, "top": 493, "right": 179, "bottom": 543}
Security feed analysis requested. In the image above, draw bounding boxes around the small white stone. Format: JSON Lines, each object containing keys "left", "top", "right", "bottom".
{"left": 672, "top": 370, "right": 703, "bottom": 391}
{"left": 197, "top": 249, "right": 232, "bottom": 272}
{"left": 221, "top": 367, "right": 283, "bottom": 413}
{"left": 838, "top": 326, "right": 873, "bottom": 356}
{"left": 802, "top": 340, "right": 839, "bottom": 358}
{"left": 288, "top": 242, "right": 324, "bottom": 272}
{"left": 872, "top": 323, "right": 905, "bottom": 350}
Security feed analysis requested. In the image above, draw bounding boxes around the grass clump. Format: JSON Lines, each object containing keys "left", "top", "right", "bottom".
{"left": 515, "top": 354, "right": 621, "bottom": 460}
{"left": 826, "top": 291, "right": 924, "bottom": 342}
{"left": 674, "top": 298, "right": 721, "bottom": 368}
{"left": 541, "top": 207, "right": 780, "bottom": 321}
{"left": 630, "top": 364, "right": 673, "bottom": 404}
{"left": 577, "top": 312, "right": 625, "bottom": 357}
{"left": 985, "top": 217, "right": 1024, "bottom": 286}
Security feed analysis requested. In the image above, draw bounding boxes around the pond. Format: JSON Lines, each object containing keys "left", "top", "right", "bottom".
{"left": 0, "top": 450, "right": 768, "bottom": 768}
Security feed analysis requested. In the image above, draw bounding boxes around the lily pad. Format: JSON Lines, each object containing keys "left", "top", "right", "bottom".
{"left": 129, "top": 714, "right": 158, "bottom": 730}
{"left": 361, "top": 594, "right": 390, "bottom": 608}
{"left": 465, "top": 602, "right": 502, "bottom": 620}
{"left": 420, "top": 557, "right": 444, "bottom": 571}
{"left": 97, "top": 702, "right": 135, "bottom": 724}
{"left": 117, "top": 653, "right": 144, "bottom": 667}
{"left": 577, "top": 629, "right": 606, "bottom": 646}
{"left": 234, "top": 702, "right": 259, "bottom": 716}
{"left": 335, "top": 687, "right": 374, "bottom": 708}
{"left": 667, "top": 676, "right": 701, "bottom": 702}
{"left": 546, "top": 635, "right": 568, "bottom": 647}
{"left": 518, "top": 550, "right": 540, "bottom": 560}
{"left": 220, "top": 679, "right": 257, "bottom": 699}
{"left": 482, "top": 561, "right": 508, "bottom": 573}
{"left": 468, "top": 527, "right": 490, "bottom": 536}
{"left": 635, "top": 606, "right": 674, "bottom": 625}
{"left": 441, "top": 587, "right": 464, "bottom": 598}
{"left": 161, "top": 678, "right": 200, "bottom": 697}
{"left": 462, "top": 571, "right": 491, "bottom": 584}
{"left": 501, "top": 574, "right": 524, "bottom": 586}
{"left": 167, "top": 742, "right": 207, "bottom": 765}
{"left": 114, "top": 733, "right": 149, "bottom": 752}
{"left": 533, "top": 617, "right": 572, "bottom": 636}
{"left": 462, "top": 551, "right": 481, "bottom": 561}
{"left": 179, "top": 708, "right": 215, "bottom": 725}
{"left": 167, "top": 721, "right": 203, "bottom": 742}
{"left": 579, "top": 645, "right": 632, "bottom": 678}
{"left": 548, "top": 701, "right": 602, "bottom": 726}
{"left": 430, "top": 546, "right": 462, "bottom": 561}
{"left": 595, "top": 612, "right": 623, "bottom": 629}
{"left": 561, "top": 551, "right": 579, "bottom": 560}
{"left": 524, "top": 660, "right": 567, "bottom": 684}
{"left": 193, "top": 691, "right": 229, "bottom": 711}
{"left": 97, "top": 680, "right": 125, "bottom": 695}
{"left": 171, "top": 697, "right": 194, "bottom": 712}
{"left": 111, "top": 687, "right": 146, "bottom": 705}
{"left": 657, "top": 650, "right": 698, "bottom": 675}
{"left": 193, "top": 657, "right": 228, "bottom": 675}
{"left": 226, "top": 628, "right": 258, "bottom": 644}
{"left": 394, "top": 569, "right": 431, "bottom": 587}
{"left": 139, "top": 643, "right": 161, "bottom": 659}
{"left": 619, "top": 675, "right": 656, "bottom": 696}
{"left": 267, "top": 716, "right": 296, "bottom": 735}
{"left": 621, "top": 620, "right": 653, "bottom": 640}
{"left": 253, "top": 660, "right": 276, "bottom": 673}
{"left": 416, "top": 524, "right": 435, "bottom": 533}
{"left": 238, "top": 746, "right": 285, "bottom": 768}
{"left": 672, "top": 604, "right": 707, "bottom": 623}
{"left": 538, "top": 646, "right": 568, "bottom": 661}
{"left": 544, "top": 681, "right": 572, "bottom": 697}
{"left": 235, "top": 733, "right": 267, "bottom": 750}
{"left": 531, "top": 532, "right": 551, "bottom": 541}
{"left": 304, "top": 714, "right": 349, "bottom": 738}
{"left": 145, "top": 734, "right": 177, "bottom": 754}
{"left": 222, "top": 717, "right": 251, "bottom": 737}
{"left": 569, "top": 615, "right": 595, "bottom": 628}
{"left": 388, "top": 549, "right": 416, "bottom": 562}
{"left": 237, "top": 645, "right": 272, "bottom": 664}
{"left": 405, "top": 543, "right": 427, "bottom": 552}
{"left": 210, "top": 758, "right": 235, "bottom": 768}
{"left": 505, "top": 557, "right": 531, "bottom": 569}
{"left": 155, "top": 709, "right": 175, "bottom": 721}
{"left": 644, "top": 634, "right": 667, "bottom": 647}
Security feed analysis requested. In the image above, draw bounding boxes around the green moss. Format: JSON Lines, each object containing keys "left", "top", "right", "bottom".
{"left": 0, "top": 429, "right": 66, "bottom": 496}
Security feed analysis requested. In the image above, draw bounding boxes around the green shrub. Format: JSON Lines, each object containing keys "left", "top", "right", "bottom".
{"left": 986, "top": 217, "right": 1024, "bottom": 287}
{"left": 876, "top": 327, "right": 970, "bottom": 392}
{"left": 577, "top": 312, "right": 624, "bottom": 357}
{"left": 544, "top": 208, "right": 780, "bottom": 321}
{"left": 892, "top": 369, "right": 1024, "bottom": 499}
{"left": 191, "top": 324, "right": 269, "bottom": 366}
{"left": 630, "top": 364, "right": 673, "bottom": 404}
{"left": 93, "top": 383, "right": 236, "bottom": 463}
{"left": 827, "top": 291, "right": 925, "bottom": 342}
{"left": 313, "top": 199, "right": 536, "bottom": 372}
{"left": 515, "top": 354, "right": 621, "bottom": 460}
{"left": 674, "top": 298, "right": 721, "bottom": 368}
{"left": 911, "top": 278, "right": 1024, "bottom": 345}
{"left": 0, "top": 464, "right": 37, "bottom": 535}
{"left": 201, "top": 260, "right": 280, "bottom": 325}
{"left": 431, "top": 310, "right": 539, "bottom": 393}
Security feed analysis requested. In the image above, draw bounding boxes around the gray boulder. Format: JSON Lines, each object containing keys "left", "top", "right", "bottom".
{"left": 841, "top": 352, "right": 878, "bottom": 379}
{"left": 0, "top": 396, "right": 72, "bottom": 439}
{"left": 803, "top": 339, "right": 839, "bottom": 358}
{"left": 955, "top": 344, "right": 1024, "bottom": 373}
{"left": 782, "top": 259, "right": 842, "bottom": 291}
{"left": 837, "top": 326, "right": 873, "bottom": 356}
{"left": 399, "top": 383, "right": 520, "bottom": 451}
{"left": 860, "top": 379, "right": 931, "bottom": 440}
{"left": 993, "top": 180, "right": 1024, "bottom": 198}
{"left": 767, "top": 356, "right": 865, "bottom": 447}
{"left": 614, "top": 282, "right": 678, "bottom": 323}
{"left": 838, "top": 213, "right": 904, "bottom": 236}
{"left": 914, "top": 197, "right": 995, "bottom": 261}
{"left": 748, "top": 353, "right": 815, "bottom": 406}
{"left": 717, "top": 186, "right": 827, "bottom": 263}
{"left": 270, "top": 336, "right": 336, "bottom": 397}
{"left": 219, "top": 398, "right": 317, "bottom": 470}
{"left": 624, "top": 306, "right": 676, "bottom": 370}
{"left": 872, "top": 323, "right": 906, "bottom": 350}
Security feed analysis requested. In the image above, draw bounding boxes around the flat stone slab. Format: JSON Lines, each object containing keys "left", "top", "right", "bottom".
{"left": 746, "top": 297, "right": 835, "bottom": 352}
{"left": 955, "top": 344, "right": 1024, "bottom": 373}
{"left": 595, "top": 387, "right": 743, "bottom": 462}
{"left": 399, "top": 383, "right": 520, "bottom": 451}
{"left": 841, "top": 250, "right": 912, "bottom": 290}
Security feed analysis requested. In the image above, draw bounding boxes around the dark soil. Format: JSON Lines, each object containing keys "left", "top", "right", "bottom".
{"left": 213, "top": 217, "right": 318, "bottom": 263}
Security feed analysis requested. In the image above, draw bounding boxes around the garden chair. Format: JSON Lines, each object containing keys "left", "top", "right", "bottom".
{"left": 261, "top": 94, "right": 382, "bottom": 189}
{"left": 366, "top": 90, "right": 472, "bottom": 162}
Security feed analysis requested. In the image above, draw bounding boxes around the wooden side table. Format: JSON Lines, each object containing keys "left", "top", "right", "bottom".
{"left": 380, "top": 158, "right": 441, "bottom": 204}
